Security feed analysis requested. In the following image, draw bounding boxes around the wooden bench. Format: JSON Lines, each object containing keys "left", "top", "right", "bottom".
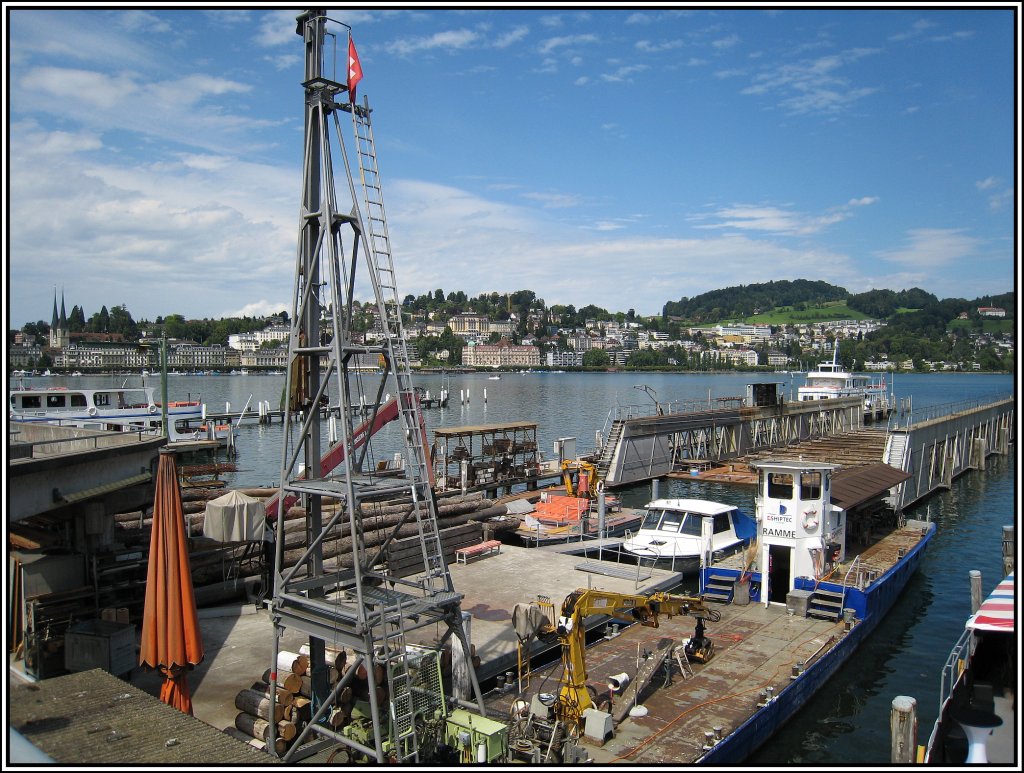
{"left": 455, "top": 540, "right": 502, "bottom": 564}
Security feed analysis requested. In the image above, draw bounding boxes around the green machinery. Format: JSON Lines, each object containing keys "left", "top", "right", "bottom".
{"left": 338, "top": 645, "right": 507, "bottom": 764}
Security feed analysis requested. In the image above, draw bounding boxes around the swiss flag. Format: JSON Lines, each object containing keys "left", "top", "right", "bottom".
{"left": 348, "top": 37, "right": 363, "bottom": 102}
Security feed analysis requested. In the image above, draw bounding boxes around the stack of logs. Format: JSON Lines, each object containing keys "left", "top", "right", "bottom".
{"left": 109, "top": 489, "right": 518, "bottom": 608}
{"left": 223, "top": 645, "right": 392, "bottom": 755}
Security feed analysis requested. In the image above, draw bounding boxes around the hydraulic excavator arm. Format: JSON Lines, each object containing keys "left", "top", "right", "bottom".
{"left": 561, "top": 459, "right": 599, "bottom": 499}
{"left": 542, "top": 588, "right": 720, "bottom": 733}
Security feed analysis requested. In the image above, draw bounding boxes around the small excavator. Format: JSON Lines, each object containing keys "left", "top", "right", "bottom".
{"left": 527, "top": 588, "right": 721, "bottom": 738}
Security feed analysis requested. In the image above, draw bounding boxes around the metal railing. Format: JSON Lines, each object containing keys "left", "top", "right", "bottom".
{"left": 887, "top": 393, "right": 1012, "bottom": 432}
{"left": 9, "top": 428, "right": 151, "bottom": 459}
{"left": 938, "top": 626, "right": 972, "bottom": 712}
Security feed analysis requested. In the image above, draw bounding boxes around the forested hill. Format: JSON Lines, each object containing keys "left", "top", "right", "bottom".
{"left": 662, "top": 280, "right": 848, "bottom": 322}
{"left": 662, "top": 280, "right": 1014, "bottom": 326}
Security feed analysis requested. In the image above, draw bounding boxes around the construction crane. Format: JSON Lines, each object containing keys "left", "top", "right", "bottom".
{"left": 535, "top": 588, "right": 721, "bottom": 735}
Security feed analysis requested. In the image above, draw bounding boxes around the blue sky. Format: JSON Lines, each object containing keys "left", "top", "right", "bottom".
{"left": 5, "top": 5, "right": 1018, "bottom": 329}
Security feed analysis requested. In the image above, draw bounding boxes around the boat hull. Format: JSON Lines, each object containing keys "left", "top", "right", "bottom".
{"left": 697, "top": 521, "right": 935, "bottom": 764}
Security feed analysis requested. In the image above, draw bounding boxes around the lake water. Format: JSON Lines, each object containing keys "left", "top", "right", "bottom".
{"left": 25, "top": 369, "right": 1015, "bottom": 764}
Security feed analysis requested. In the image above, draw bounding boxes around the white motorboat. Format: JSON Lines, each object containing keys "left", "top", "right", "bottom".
{"left": 621, "top": 498, "right": 757, "bottom": 573}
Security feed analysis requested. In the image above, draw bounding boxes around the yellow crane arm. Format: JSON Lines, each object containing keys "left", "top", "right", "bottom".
{"left": 550, "top": 588, "right": 719, "bottom": 730}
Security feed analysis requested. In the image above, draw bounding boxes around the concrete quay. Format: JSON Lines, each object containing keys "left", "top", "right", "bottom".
{"left": 10, "top": 544, "right": 681, "bottom": 764}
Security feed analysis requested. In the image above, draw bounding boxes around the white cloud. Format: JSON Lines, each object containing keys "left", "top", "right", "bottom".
{"left": 741, "top": 47, "right": 881, "bottom": 116}
{"left": 539, "top": 34, "right": 598, "bottom": 55}
{"left": 847, "top": 196, "right": 879, "bottom": 207}
{"left": 876, "top": 228, "right": 981, "bottom": 269}
{"left": 494, "top": 25, "right": 529, "bottom": 48}
{"left": 386, "top": 29, "right": 480, "bottom": 56}
{"left": 601, "top": 64, "right": 648, "bottom": 83}
{"left": 116, "top": 10, "right": 172, "bottom": 34}
{"left": 636, "top": 39, "right": 684, "bottom": 53}
{"left": 975, "top": 176, "right": 999, "bottom": 191}
{"left": 22, "top": 66, "right": 139, "bottom": 109}
{"left": 693, "top": 203, "right": 849, "bottom": 236}
{"left": 223, "top": 300, "right": 290, "bottom": 319}
{"left": 712, "top": 34, "right": 740, "bottom": 50}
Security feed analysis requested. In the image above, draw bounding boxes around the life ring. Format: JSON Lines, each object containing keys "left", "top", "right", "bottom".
{"left": 149, "top": 405, "right": 158, "bottom": 414}
{"left": 88, "top": 407, "right": 98, "bottom": 417}
{"left": 802, "top": 509, "right": 819, "bottom": 531}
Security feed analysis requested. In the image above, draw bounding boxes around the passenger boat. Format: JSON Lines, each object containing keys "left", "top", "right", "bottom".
{"left": 693, "top": 458, "right": 936, "bottom": 763}
{"left": 924, "top": 571, "right": 1015, "bottom": 764}
{"left": 8, "top": 384, "right": 228, "bottom": 443}
{"left": 797, "top": 349, "right": 892, "bottom": 422}
{"left": 619, "top": 499, "right": 757, "bottom": 574}
{"left": 488, "top": 458, "right": 937, "bottom": 765}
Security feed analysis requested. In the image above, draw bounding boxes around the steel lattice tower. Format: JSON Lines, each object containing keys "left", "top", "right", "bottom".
{"left": 266, "top": 10, "right": 485, "bottom": 763}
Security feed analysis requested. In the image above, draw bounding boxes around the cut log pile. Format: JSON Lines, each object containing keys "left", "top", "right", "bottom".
{"left": 109, "top": 488, "right": 519, "bottom": 608}
{"left": 226, "top": 649, "right": 309, "bottom": 754}
{"left": 225, "top": 637, "right": 482, "bottom": 758}
{"left": 225, "top": 644, "right": 398, "bottom": 755}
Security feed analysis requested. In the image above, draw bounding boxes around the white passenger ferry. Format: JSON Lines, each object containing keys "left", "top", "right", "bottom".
{"left": 797, "top": 349, "right": 893, "bottom": 422}
{"left": 8, "top": 385, "right": 227, "bottom": 443}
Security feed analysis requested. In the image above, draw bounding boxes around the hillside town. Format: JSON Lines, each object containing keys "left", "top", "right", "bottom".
{"left": 9, "top": 290, "right": 1011, "bottom": 375}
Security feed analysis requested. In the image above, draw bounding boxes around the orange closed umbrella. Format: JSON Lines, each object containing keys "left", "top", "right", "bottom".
{"left": 139, "top": 450, "right": 204, "bottom": 714}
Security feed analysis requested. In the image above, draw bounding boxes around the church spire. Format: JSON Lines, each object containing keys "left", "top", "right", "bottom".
{"left": 60, "top": 288, "right": 67, "bottom": 327}
{"left": 51, "top": 288, "right": 59, "bottom": 330}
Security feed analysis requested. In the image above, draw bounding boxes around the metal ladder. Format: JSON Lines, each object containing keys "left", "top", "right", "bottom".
{"left": 384, "top": 599, "right": 418, "bottom": 762}
{"left": 349, "top": 101, "right": 448, "bottom": 595}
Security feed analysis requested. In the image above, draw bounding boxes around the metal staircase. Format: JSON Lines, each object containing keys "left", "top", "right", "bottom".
{"left": 596, "top": 418, "right": 625, "bottom": 481}
{"left": 267, "top": 11, "right": 483, "bottom": 764}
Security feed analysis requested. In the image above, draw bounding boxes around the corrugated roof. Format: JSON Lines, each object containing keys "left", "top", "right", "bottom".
{"left": 831, "top": 462, "right": 911, "bottom": 511}
{"left": 9, "top": 668, "right": 277, "bottom": 764}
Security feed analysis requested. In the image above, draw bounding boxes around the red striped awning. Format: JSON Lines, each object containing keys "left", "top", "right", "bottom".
{"left": 967, "top": 572, "right": 1014, "bottom": 633}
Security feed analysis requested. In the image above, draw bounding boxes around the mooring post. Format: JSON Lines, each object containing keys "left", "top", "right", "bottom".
{"left": 890, "top": 695, "right": 917, "bottom": 763}
{"left": 970, "top": 569, "right": 983, "bottom": 614}
{"left": 1002, "top": 524, "right": 1014, "bottom": 577}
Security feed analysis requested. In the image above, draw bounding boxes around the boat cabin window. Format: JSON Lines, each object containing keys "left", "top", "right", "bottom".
{"left": 800, "top": 472, "right": 822, "bottom": 501}
{"left": 46, "top": 394, "right": 66, "bottom": 408}
{"left": 713, "top": 513, "right": 731, "bottom": 534}
{"left": 70, "top": 394, "right": 87, "bottom": 407}
{"left": 21, "top": 395, "right": 42, "bottom": 408}
{"left": 679, "top": 514, "right": 702, "bottom": 536}
{"left": 640, "top": 509, "right": 702, "bottom": 536}
{"left": 767, "top": 472, "right": 794, "bottom": 499}
{"left": 96, "top": 393, "right": 111, "bottom": 406}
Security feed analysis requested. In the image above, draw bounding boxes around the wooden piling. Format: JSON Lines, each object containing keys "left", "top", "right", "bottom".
{"left": 1002, "top": 524, "right": 1014, "bottom": 577}
{"left": 970, "top": 569, "right": 983, "bottom": 614}
{"left": 890, "top": 695, "right": 917, "bottom": 763}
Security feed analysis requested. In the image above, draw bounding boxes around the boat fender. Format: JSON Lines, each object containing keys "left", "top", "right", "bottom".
{"left": 802, "top": 509, "right": 819, "bottom": 530}
{"left": 149, "top": 405, "right": 158, "bottom": 414}
{"left": 88, "top": 407, "right": 98, "bottom": 417}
